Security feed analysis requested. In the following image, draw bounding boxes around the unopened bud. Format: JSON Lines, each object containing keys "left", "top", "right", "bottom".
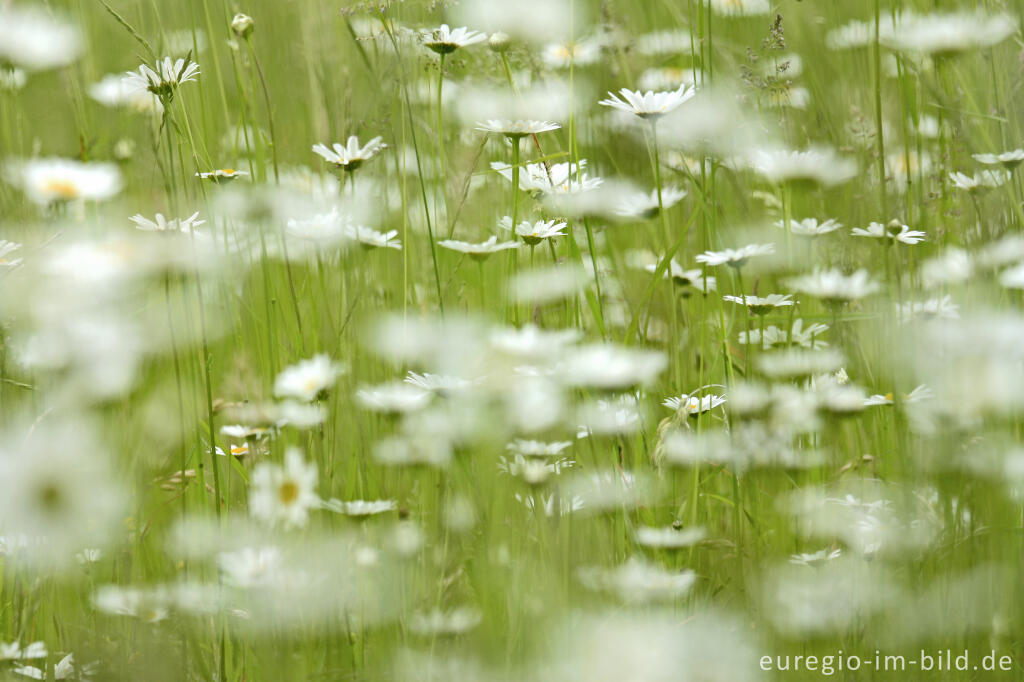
{"left": 231, "top": 13, "right": 255, "bottom": 39}
{"left": 488, "top": 31, "right": 511, "bottom": 53}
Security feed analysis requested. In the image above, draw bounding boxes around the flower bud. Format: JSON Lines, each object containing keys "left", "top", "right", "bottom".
{"left": 488, "top": 31, "right": 511, "bottom": 53}
{"left": 231, "top": 13, "right": 255, "bottom": 39}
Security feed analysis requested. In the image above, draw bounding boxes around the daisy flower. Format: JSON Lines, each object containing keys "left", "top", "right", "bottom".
{"left": 973, "top": 149, "right": 1024, "bottom": 170}
{"left": 506, "top": 439, "right": 574, "bottom": 457}
{"left": 0, "top": 5, "right": 83, "bottom": 71}
{"left": 129, "top": 211, "right": 205, "bottom": 233}
{"left": 322, "top": 499, "right": 398, "bottom": 517}
{"left": 124, "top": 56, "right": 200, "bottom": 101}
{"left": 896, "top": 296, "right": 960, "bottom": 322}
{"left": 881, "top": 11, "right": 1015, "bottom": 55}
{"left": 0, "top": 240, "right": 23, "bottom": 269}
{"left": 776, "top": 218, "right": 843, "bottom": 237}
{"left": 663, "top": 393, "right": 727, "bottom": 415}
{"left": 345, "top": 225, "right": 402, "bottom": 250}
{"left": 437, "top": 235, "right": 519, "bottom": 260}
{"left": 420, "top": 24, "right": 487, "bottom": 53}
{"left": 787, "top": 268, "right": 880, "bottom": 304}
{"left": 476, "top": 120, "right": 561, "bottom": 139}
{"left": 850, "top": 221, "right": 926, "bottom": 245}
{"left": 643, "top": 258, "right": 716, "bottom": 292}
{"left": 696, "top": 243, "right": 775, "bottom": 268}
{"left": 542, "top": 37, "right": 603, "bottom": 68}
{"left": 747, "top": 146, "right": 857, "bottom": 186}
{"left": 312, "top": 136, "right": 386, "bottom": 171}
{"left": 4, "top": 158, "right": 122, "bottom": 205}
{"left": 355, "top": 382, "right": 432, "bottom": 414}
{"left": 709, "top": 0, "right": 771, "bottom": 16}
{"left": 0, "top": 641, "right": 46, "bottom": 661}
{"left": 499, "top": 216, "right": 567, "bottom": 245}
{"left": 273, "top": 354, "right": 344, "bottom": 402}
{"left": 634, "top": 525, "right": 706, "bottom": 549}
{"left": 738, "top": 319, "right": 830, "bottom": 349}
{"left": 88, "top": 74, "right": 162, "bottom": 113}
{"left": 598, "top": 84, "right": 696, "bottom": 120}
{"left": 249, "top": 447, "right": 320, "bottom": 528}
{"left": 723, "top": 294, "right": 795, "bottom": 315}
{"left": 949, "top": 170, "right": 1010, "bottom": 192}
{"left": 615, "top": 186, "right": 687, "bottom": 219}
{"left": 491, "top": 159, "right": 603, "bottom": 195}
{"left": 195, "top": 168, "right": 249, "bottom": 183}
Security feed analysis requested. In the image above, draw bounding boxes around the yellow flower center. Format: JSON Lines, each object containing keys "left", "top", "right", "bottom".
{"left": 278, "top": 480, "right": 300, "bottom": 505}
{"left": 43, "top": 179, "right": 79, "bottom": 200}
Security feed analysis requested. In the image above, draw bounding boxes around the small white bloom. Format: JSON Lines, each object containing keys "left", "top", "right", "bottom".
{"left": 615, "top": 186, "right": 686, "bottom": 219}
{"left": 249, "top": 447, "right": 320, "bottom": 528}
{"left": 195, "top": 168, "right": 249, "bottom": 182}
{"left": 850, "top": 221, "right": 926, "bottom": 245}
{"left": 312, "top": 136, "right": 386, "bottom": 170}
{"left": 722, "top": 293, "right": 794, "bottom": 314}
{"left": 499, "top": 216, "right": 567, "bottom": 244}
{"left": 438, "top": 235, "right": 519, "bottom": 259}
{"left": 130, "top": 211, "right": 205, "bottom": 233}
{"left": 476, "top": 119, "right": 560, "bottom": 138}
{"left": 420, "top": 24, "right": 487, "bottom": 53}
{"left": 599, "top": 84, "right": 696, "bottom": 120}
{"left": 776, "top": 218, "right": 842, "bottom": 237}
{"left": 124, "top": 56, "right": 200, "bottom": 99}
{"left": 973, "top": 149, "right": 1024, "bottom": 170}
{"left": 274, "top": 354, "right": 343, "bottom": 402}
{"left": 663, "top": 393, "right": 727, "bottom": 416}
{"left": 5, "top": 158, "right": 122, "bottom": 205}
{"left": 696, "top": 243, "right": 775, "bottom": 268}
{"left": 788, "top": 269, "right": 880, "bottom": 303}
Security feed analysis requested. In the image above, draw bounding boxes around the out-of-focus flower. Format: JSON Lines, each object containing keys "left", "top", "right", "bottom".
{"left": 881, "top": 10, "right": 1015, "bottom": 55}
{"left": 475, "top": 119, "right": 561, "bottom": 138}
{"left": 438, "top": 235, "right": 519, "bottom": 260}
{"left": 787, "top": 268, "right": 880, "bottom": 304}
{"left": 274, "top": 354, "right": 344, "bottom": 402}
{"left": 746, "top": 146, "right": 857, "bottom": 187}
{"left": 615, "top": 186, "right": 686, "bottom": 219}
{"left": 249, "top": 447, "right": 320, "bottom": 528}
{"left": 949, "top": 170, "right": 1010, "bottom": 192}
{"left": 195, "top": 168, "right": 249, "bottom": 182}
{"left": 499, "top": 217, "right": 567, "bottom": 244}
{"left": 723, "top": 293, "right": 794, "bottom": 315}
{"left": 973, "top": 149, "right": 1024, "bottom": 170}
{"left": 0, "top": 5, "right": 83, "bottom": 71}
{"left": 709, "top": 0, "right": 770, "bottom": 16}
{"left": 4, "top": 158, "right": 122, "bottom": 205}
{"left": 696, "top": 243, "right": 774, "bottom": 268}
{"left": 88, "top": 74, "right": 163, "bottom": 113}
{"left": 130, "top": 211, "right": 205, "bottom": 233}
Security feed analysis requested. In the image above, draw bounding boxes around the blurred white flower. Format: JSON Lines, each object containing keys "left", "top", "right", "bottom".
{"left": 882, "top": 10, "right": 1015, "bottom": 55}
{"left": 475, "top": 119, "right": 560, "bottom": 138}
{"left": 438, "top": 235, "right": 519, "bottom": 260}
{"left": 973, "top": 149, "right": 1024, "bottom": 170}
{"left": 787, "top": 268, "right": 879, "bottom": 303}
{"left": 696, "top": 243, "right": 774, "bottom": 268}
{"left": 420, "top": 24, "right": 487, "bottom": 53}
{"left": 88, "top": 74, "right": 163, "bottom": 113}
{"left": 5, "top": 158, "right": 122, "bottom": 205}
{"left": 249, "top": 447, "right": 320, "bottom": 528}
{"left": 312, "top": 136, "right": 386, "bottom": 171}
{"left": 274, "top": 354, "right": 343, "bottom": 402}
{"left": 851, "top": 221, "right": 926, "bottom": 245}
{"left": 0, "top": 5, "right": 83, "bottom": 71}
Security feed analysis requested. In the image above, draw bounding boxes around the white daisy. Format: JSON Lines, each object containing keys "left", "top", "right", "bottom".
{"left": 273, "top": 354, "right": 344, "bottom": 402}
{"left": 88, "top": 74, "right": 162, "bottom": 113}
{"left": 124, "top": 56, "right": 200, "bottom": 101}
{"left": 615, "top": 186, "right": 687, "bottom": 219}
{"left": 788, "top": 269, "right": 880, "bottom": 303}
{"left": 0, "top": 5, "right": 83, "bottom": 71}
{"left": 420, "top": 24, "right": 487, "bottom": 53}
{"left": 738, "top": 319, "right": 830, "bottom": 349}
{"left": 195, "top": 168, "right": 249, "bottom": 183}
{"left": 491, "top": 159, "right": 603, "bottom": 195}
{"left": 499, "top": 216, "right": 567, "bottom": 245}
{"left": 747, "top": 146, "right": 857, "bottom": 186}
{"left": 973, "top": 149, "right": 1024, "bottom": 170}
{"left": 0, "top": 641, "right": 47, "bottom": 661}
{"left": 642, "top": 258, "right": 716, "bottom": 291}
{"left": 322, "top": 499, "right": 398, "bottom": 517}
{"left": 355, "top": 382, "right": 432, "bottom": 413}
{"left": 312, "top": 136, "right": 386, "bottom": 171}
{"left": 129, "top": 211, "right": 205, "bottom": 233}
{"left": 475, "top": 119, "right": 561, "bottom": 138}
{"left": 345, "top": 225, "right": 402, "bottom": 250}
{"left": 249, "top": 447, "right": 320, "bottom": 528}
{"left": 881, "top": 11, "right": 1015, "bottom": 55}
{"left": 949, "top": 170, "right": 1010, "bottom": 192}
{"left": 709, "top": 0, "right": 771, "bottom": 17}
{"left": 723, "top": 294, "right": 795, "bottom": 315}
{"left": 850, "top": 221, "right": 926, "bottom": 245}
{"left": 776, "top": 218, "right": 842, "bottom": 237}
{"left": 5, "top": 158, "right": 122, "bottom": 205}
{"left": 438, "top": 235, "right": 519, "bottom": 260}
{"left": 598, "top": 84, "right": 696, "bottom": 120}
{"left": 0, "top": 240, "right": 23, "bottom": 269}
{"left": 663, "top": 393, "right": 727, "bottom": 415}
{"left": 696, "top": 243, "right": 775, "bottom": 268}
{"left": 506, "top": 439, "right": 574, "bottom": 457}
{"left": 542, "top": 37, "right": 603, "bottom": 68}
